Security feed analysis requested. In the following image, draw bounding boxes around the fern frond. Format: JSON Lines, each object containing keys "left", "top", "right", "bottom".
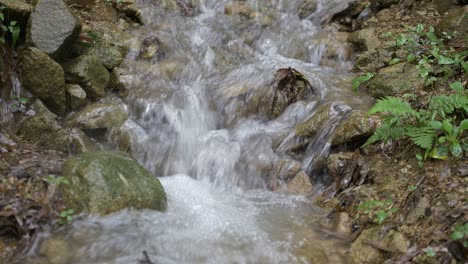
{"left": 368, "top": 97, "right": 419, "bottom": 117}
{"left": 406, "top": 126, "right": 436, "bottom": 150}
{"left": 362, "top": 122, "right": 405, "bottom": 147}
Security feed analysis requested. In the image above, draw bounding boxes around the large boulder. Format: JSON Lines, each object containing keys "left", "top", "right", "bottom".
{"left": 17, "top": 100, "right": 94, "bottom": 153}
{"left": 67, "top": 101, "right": 128, "bottom": 130}
{"left": 63, "top": 55, "right": 110, "bottom": 99}
{"left": 18, "top": 47, "right": 66, "bottom": 115}
{"left": 27, "top": 0, "right": 82, "bottom": 60}
{"left": 61, "top": 151, "right": 167, "bottom": 214}
{"left": 367, "top": 63, "right": 424, "bottom": 98}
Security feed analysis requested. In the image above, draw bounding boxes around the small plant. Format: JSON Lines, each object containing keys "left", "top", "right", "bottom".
{"left": 352, "top": 72, "right": 375, "bottom": 91}
{"left": 450, "top": 223, "right": 468, "bottom": 247}
{"left": 393, "top": 24, "right": 467, "bottom": 86}
{"left": 363, "top": 81, "right": 467, "bottom": 162}
{"left": 44, "top": 175, "right": 70, "bottom": 186}
{"left": 59, "top": 209, "right": 75, "bottom": 224}
{"left": 358, "top": 199, "right": 397, "bottom": 224}
{"left": 0, "top": 5, "right": 20, "bottom": 47}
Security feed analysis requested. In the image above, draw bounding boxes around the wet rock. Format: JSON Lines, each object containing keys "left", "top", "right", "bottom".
{"left": 65, "top": 84, "right": 87, "bottom": 111}
{"left": 61, "top": 151, "right": 167, "bottom": 214}
{"left": 286, "top": 171, "right": 314, "bottom": 196}
{"left": 295, "top": 105, "right": 331, "bottom": 138}
{"left": 39, "top": 238, "right": 71, "bottom": 264}
{"left": 115, "top": 0, "right": 143, "bottom": 23}
{"left": 271, "top": 68, "right": 315, "bottom": 118}
{"left": 224, "top": 1, "right": 253, "bottom": 17}
{"left": 18, "top": 47, "right": 67, "bottom": 115}
{"left": 67, "top": 101, "right": 128, "bottom": 130}
{"left": 435, "top": 5, "right": 467, "bottom": 44}
{"left": 367, "top": 63, "right": 424, "bottom": 98}
{"left": 109, "top": 119, "right": 149, "bottom": 153}
{"left": 63, "top": 55, "right": 110, "bottom": 99}
{"left": 17, "top": 100, "right": 93, "bottom": 153}
{"left": 326, "top": 152, "right": 354, "bottom": 181}
{"left": 108, "top": 68, "right": 128, "bottom": 92}
{"left": 351, "top": 226, "right": 410, "bottom": 264}
{"left": 274, "top": 158, "right": 302, "bottom": 182}
{"left": 332, "top": 110, "right": 381, "bottom": 146}
{"left": 298, "top": 0, "right": 318, "bottom": 19}
{"left": 152, "top": 58, "right": 187, "bottom": 81}
{"left": 27, "top": 0, "right": 82, "bottom": 60}
{"left": 348, "top": 28, "right": 381, "bottom": 52}
{"left": 138, "top": 36, "right": 166, "bottom": 61}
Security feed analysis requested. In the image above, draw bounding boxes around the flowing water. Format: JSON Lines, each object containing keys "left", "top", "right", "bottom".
{"left": 24, "top": 0, "right": 376, "bottom": 263}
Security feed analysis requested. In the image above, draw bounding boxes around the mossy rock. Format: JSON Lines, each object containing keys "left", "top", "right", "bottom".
{"left": 67, "top": 101, "right": 128, "bottom": 130}
{"left": 367, "top": 63, "right": 423, "bottom": 98}
{"left": 63, "top": 55, "right": 110, "bottom": 99}
{"left": 62, "top": 151, "right": 167, "bottom": 215}
{"left": 18, "top": 47, "right": 67, "bottom": 115}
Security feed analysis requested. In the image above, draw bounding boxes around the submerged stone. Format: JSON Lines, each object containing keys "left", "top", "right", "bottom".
{"left": 61, "top": 151, "right": 167, "bottom": 214}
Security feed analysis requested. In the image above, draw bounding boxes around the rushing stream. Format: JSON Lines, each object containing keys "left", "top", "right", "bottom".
{"left": 25, "top": 0, "right": 375, "bottom": 263}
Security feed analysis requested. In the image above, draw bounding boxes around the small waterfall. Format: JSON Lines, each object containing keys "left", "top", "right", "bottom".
{"left": 25, "top": 0, "right": 371, "bottom": 263}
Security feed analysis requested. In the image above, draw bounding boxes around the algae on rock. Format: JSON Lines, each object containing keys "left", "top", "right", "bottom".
{"left": 61, "top": 151, "right": 167, "bottom": 215}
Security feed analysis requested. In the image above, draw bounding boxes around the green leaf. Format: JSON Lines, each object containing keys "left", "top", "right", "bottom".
{"left": 407, "top": 126, "right": 436, "bottom": 150}
{"left": 415, "top": 24, "right": 424, "bottom": 34}
{"left": 450, "top": 140, "right": 462, "bottom": 157}
{"left": 368, "top": 96, "right": 418, "bottom": 116}
{"left": 396, "top": 34, "right": 408, "bottom": 46}
{"left": 429, "top": 146, "right": 448, "bottom": 160}
{"left": 388, "top": 58, "right": 401, "bottom": 65}
{"left": 438, "top": 55, "right": 455, "bottom": 65}
{"left": 375, "top": 210, "right": 388, "bottom": 224}
{"left": 429, "top": 120, "right": 442, "bottom": 130}
{"left": 451, "top": 227, "right": 465, "bottom": 240}
{"left": 352, "top": 72, "right": 374, "bottom": 91}
{"left": 442, "top": 120, "right": 454, "bottom": 134}
{"left": 9, "top": 24, "right": 20, "bottom": 47}
{"left": 449, "top": 82, "right": 464, "bottom": 93}
{"left": 0, "top": 13, "right": 4, "bottom": 21}
{"left": 407, "top": 54, "right": 416, "bottom": 62}
{"left": 418, "top": 67, "right": 429, "bottom": 78}
{"left": 407, "top": 185, "right": 417, "bottom": 191}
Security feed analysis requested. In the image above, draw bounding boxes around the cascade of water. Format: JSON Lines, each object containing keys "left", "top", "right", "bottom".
{"left": 24, "top": 0, "right": 372, "bottom": 263}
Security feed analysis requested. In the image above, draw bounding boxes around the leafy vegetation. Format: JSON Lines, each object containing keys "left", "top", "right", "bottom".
{"left": 352, "top": 72, "right": 374, "bottom": 91}
{"left": 358, "top": 199, "right": 397, "bottom": 224}
{"left": 451, "top": 223, "right": 468, "bottom": 247}
{"left": 0, "top": 5, "right": 20, "bottom": 48}
{"left": 44, "top": 175, "right": 70, "bottom": 186}
{"left": 59, "top": 209, "right": 75, "bottom": 224}
{"left": 361, "top": 23, "right": 468, "bottom": 163}
{"left": 394, "top": 24, "right": 466, "bottom": 87}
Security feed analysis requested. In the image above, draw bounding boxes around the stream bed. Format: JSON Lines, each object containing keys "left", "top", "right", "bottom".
{"left": 24, "top": 0, "right": 376, "bottom": 263}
